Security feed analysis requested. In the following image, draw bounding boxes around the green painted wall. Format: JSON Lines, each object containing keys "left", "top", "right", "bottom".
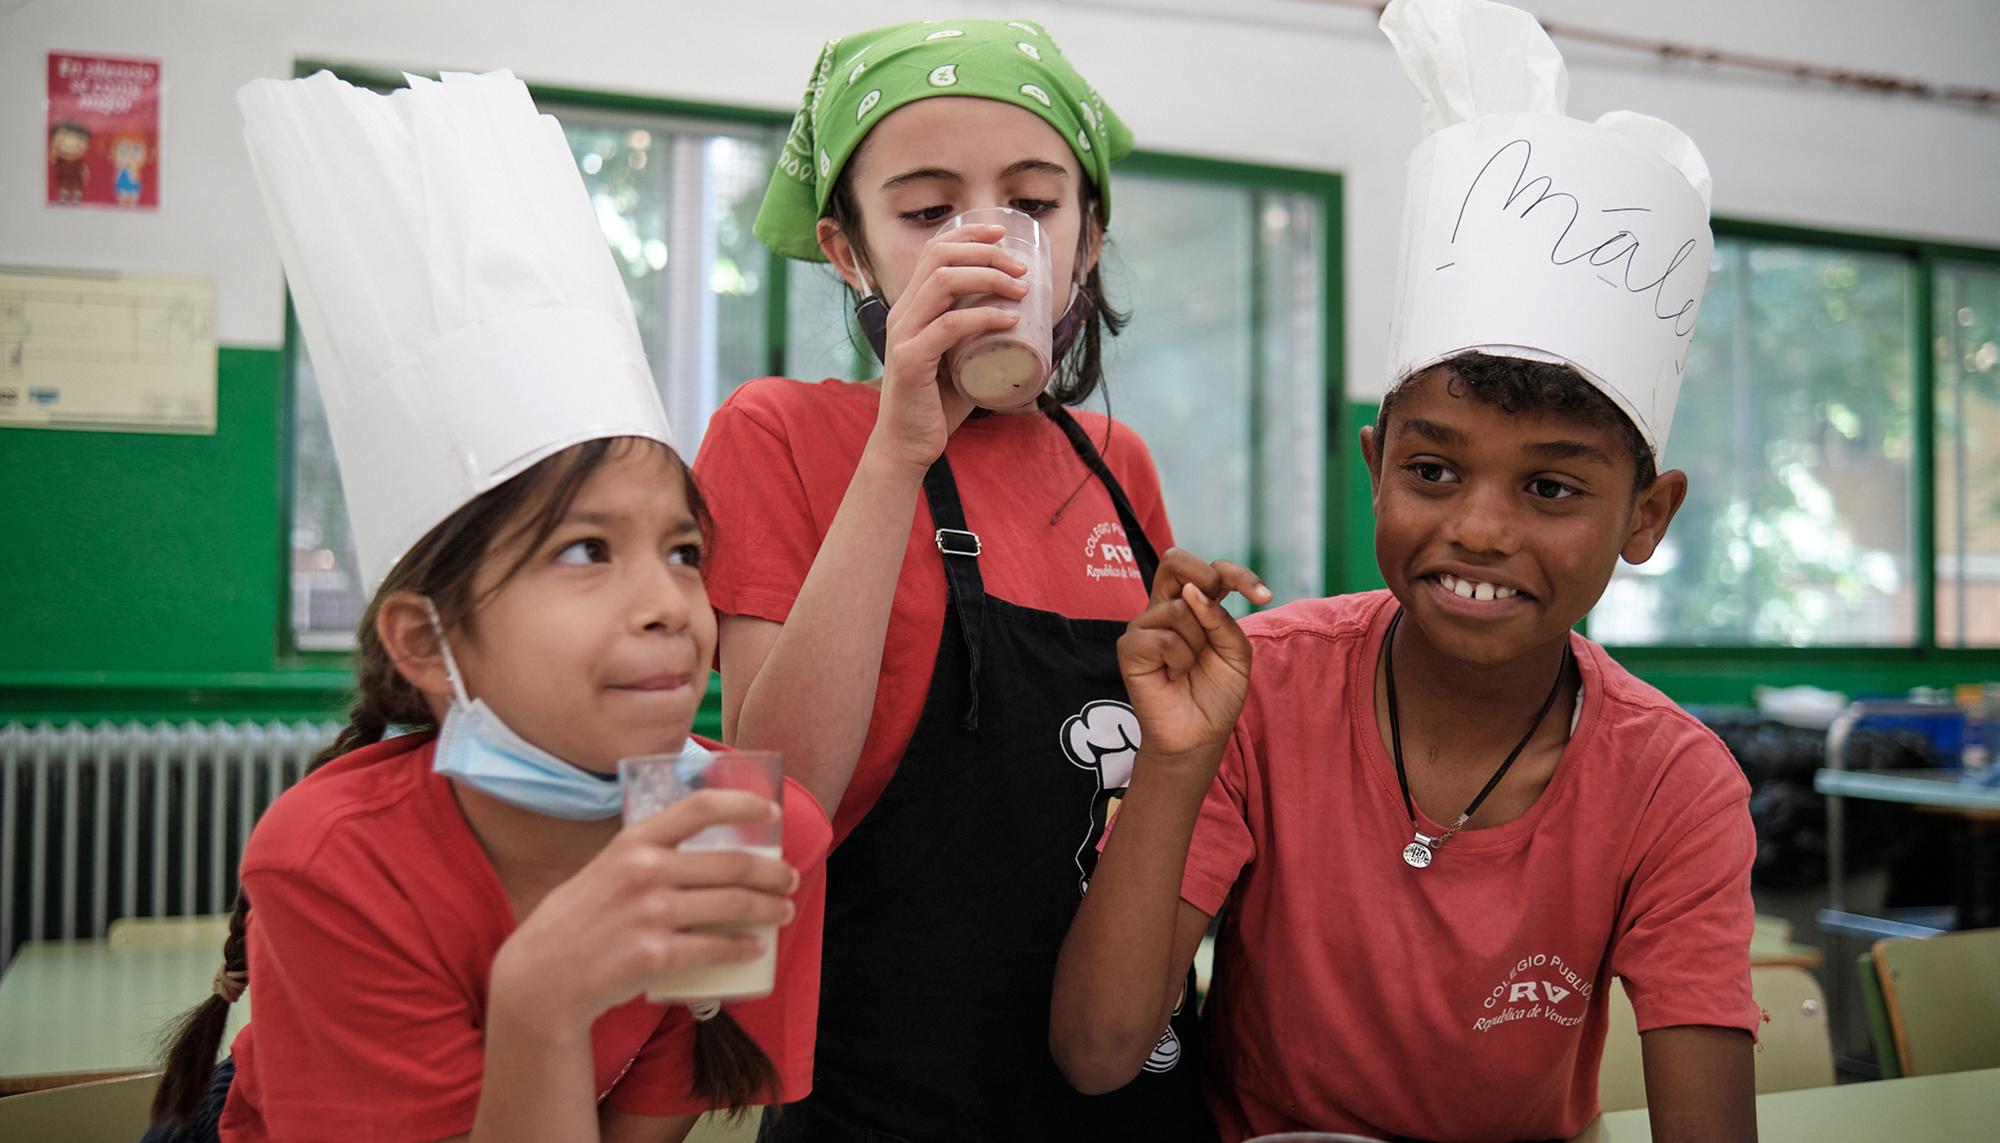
{"left": 3, "top": 347, "right": 349, "bottom": 723}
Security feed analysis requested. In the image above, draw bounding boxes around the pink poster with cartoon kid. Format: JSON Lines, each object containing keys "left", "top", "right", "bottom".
{"left": 47, "top": 52, "right": 161, "bottom": 210}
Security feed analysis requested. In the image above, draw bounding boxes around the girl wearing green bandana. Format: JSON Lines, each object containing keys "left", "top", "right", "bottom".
{"left": 692, "top": 18, "right": 1220, "bottom": 1142}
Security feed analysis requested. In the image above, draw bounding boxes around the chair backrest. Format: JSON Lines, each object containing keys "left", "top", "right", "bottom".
{"left": 1598, "top": 967, "right": 1835, "bottom": 1110}
{"left": 106, "top": 914, "right": 230, "bottom": 949}
{"left": 1856, "top": 952, "right": 1902, "bottom": 1079}
{"left": 1598, "top": 980, "right": 1648, "bottom": 1112}
{"left": 0, "top": 1071, "right": 159, "bottom": 1143}
{"left": 1748, "top": 965, "right": 1835, "bottom": 1093}
{"left": 1873, "top": 928, "right": 2000, "bottom": 1076}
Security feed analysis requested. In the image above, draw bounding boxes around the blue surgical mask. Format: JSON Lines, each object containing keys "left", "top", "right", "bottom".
{"left": 425, "top": 601, "right": 704, "bottom": 821}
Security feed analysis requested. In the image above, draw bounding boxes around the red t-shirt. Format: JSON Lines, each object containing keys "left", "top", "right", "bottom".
{"left": 218, "top": 733, "right": 831, "bottom": 1142}
{"left": 694, "top": 378, "right": 1174, "bottom": 843}
{"left": 1179, "top": 591, "right": 1758, "bottom": 1143}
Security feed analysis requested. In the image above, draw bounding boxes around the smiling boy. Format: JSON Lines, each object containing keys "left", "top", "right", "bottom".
{"left": 1050, "top": 3, "right": 1758, "bottom": 1141}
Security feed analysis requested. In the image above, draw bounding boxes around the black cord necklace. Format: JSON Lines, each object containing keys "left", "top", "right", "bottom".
{"left": 1383, "top": 607, "right": 1571, "bottom": 870}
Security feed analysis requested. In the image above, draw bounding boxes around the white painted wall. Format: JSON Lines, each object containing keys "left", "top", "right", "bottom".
{"left": 4, "top": 0, "right": 1996, "bottom": 398}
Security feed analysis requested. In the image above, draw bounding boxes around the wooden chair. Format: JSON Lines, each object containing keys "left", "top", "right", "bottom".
{"left": 1598, "top": 966, "right": 1834, "bottom": 1111}
{"left": 1748, "top": 914, "right": 1824, "bottom": 971}
{"left": 106, "top": 914, "right": 230, "bottom": 949}
{"left": 0, "top": 1070, "right": 158, "bottom": 1142}
{"left": 1856, "top": 952, "right": 1902, "bottom": 1079}
{"left": 1597, "top": 978, "right": 1648, "bottom": 1112}
{"left": 1749, "top": 965, "right": 1835, "bottom": 1092}
{"left": 1872, "top": 928, "right": 2000, "bottom": 1076}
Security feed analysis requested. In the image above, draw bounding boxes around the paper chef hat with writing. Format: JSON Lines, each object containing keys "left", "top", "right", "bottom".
{"left": 238, "top": 70, "right": 671, "bottom": 592}
{"left": 1380, "top": 0, "right": 1714, "bottom": 459}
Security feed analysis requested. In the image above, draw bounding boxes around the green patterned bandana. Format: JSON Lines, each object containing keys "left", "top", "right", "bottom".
{"left": 754, "top": 18, "right": 1132, "bottom": 262}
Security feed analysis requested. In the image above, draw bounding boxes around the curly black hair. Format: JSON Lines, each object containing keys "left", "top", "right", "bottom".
{"left": 1375, "top": 352, "right": 1658, "bottom": 492}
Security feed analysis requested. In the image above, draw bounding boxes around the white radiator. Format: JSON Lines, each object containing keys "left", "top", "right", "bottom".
{"left": 0, "top": 720, "right": 339, "bottom": 971}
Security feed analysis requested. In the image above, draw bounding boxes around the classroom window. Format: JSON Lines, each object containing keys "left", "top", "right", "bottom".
{"left": 1937, "top": 259, "right": 2000, "bottom": 648}
{"left": 1594, "top": 238, "right": 1919, "bottom": 647}
{"left": 1099, "top": 169, "right": 1327, "bottom": 610}
{"left": 286, "top": 88, "right": 1338, "bottom": 648}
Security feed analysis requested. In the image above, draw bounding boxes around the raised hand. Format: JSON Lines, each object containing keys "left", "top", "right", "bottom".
{"left": 1117, "top": 548, "right": 1270, "bottom": 769}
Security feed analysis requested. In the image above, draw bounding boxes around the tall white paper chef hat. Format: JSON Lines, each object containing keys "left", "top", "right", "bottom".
{"left": 238, "top": 70, "right": 672, "bottom": 592}
{"left": 1380, "top": 0, "right": 1715, "bottom": 459}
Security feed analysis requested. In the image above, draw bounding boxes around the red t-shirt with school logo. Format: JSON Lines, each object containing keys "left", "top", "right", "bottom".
{"left": 694, "top": 377, "right": 1173, "bottom": 844}
{"left": 218, "top": 733, "right": 830, "bottom": 1141}
{"left": 1179, "top": 591, "right": 1758, "bottom": 1143}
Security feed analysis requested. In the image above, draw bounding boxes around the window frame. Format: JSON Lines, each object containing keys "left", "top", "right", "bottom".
{"left": 1600, "top": 216, "right": 2000, "bottom": 686}
{"left": 275, "top": 62, "right": 1345, "bottom": 656}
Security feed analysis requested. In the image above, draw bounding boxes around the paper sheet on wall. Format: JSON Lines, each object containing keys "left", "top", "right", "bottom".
{"left": 0, "top": 266, "right": 217, "bottom": 434}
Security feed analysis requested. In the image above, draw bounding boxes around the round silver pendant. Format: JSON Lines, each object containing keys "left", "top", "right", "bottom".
{"left": 1402, "top": 841, "right": 1434, "bottom": 869}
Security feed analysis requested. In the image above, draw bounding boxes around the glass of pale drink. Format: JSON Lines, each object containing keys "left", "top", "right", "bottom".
{"left": 619, "top": 747, "right": 784, "bottom": 1002}
{"left": 942, "top": 205, "right": 1056, "bottom": 410}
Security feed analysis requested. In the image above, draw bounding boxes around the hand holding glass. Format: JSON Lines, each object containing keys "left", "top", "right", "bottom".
{"left": 620, "top": 749, "right": 785, "bottom": 1001}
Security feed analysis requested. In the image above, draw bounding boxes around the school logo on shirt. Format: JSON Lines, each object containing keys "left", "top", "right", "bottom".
{"left": 1060, "top": 697, "right": 1185, "bottom": 1074}
{"left": 1084, "top": 520, "right": 1142, "bottom": 584}
{"left": 1472, "top": 950, "right": 1596, "bottom": 1033}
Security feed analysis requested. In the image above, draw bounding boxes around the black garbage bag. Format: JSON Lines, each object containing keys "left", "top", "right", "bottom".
{"left": 1698, "top": 711, "right": 1933, "bottom": 891}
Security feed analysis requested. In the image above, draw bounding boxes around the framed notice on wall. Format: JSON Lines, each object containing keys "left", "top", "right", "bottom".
{"left": 47, "top": 52, "right": 162, "bottom": 210}
{"left": 0, "top": 266, "right": 217, "bottom": 435}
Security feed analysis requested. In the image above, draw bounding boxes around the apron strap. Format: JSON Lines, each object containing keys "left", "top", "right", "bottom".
{"left": 918, "top": 405, "right": 1166, "bottom": 731}
{"left": 922, "top": 455, "right": 987, "bottom": 731}
{"left": 1044, "top": 405, "right": 1162, "bottom": 585}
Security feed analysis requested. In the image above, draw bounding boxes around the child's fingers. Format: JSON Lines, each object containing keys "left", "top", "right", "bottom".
{"left": 900, "top": 231, "right": 1026, "bottom": 304}
{"left": 1159, "top": 632, "right": 1198, "bottom": 680}
{"left": 644, "top": 931, "right": 769, "bottom": 977}
{"left": 1153, "top": 598, "right": 1211, "bottom": 662}
{"left": 1181, "top": 583, "right": 1254, "bottom": 660}
{"left": 627, "top": 788, "right": 780, "bottom": 848}
{"left": 924, "top": 222, "right": 1012, "bottom": 255}
{"left": 1181, "top": 582, "right": 1229, "bottom": 629}
{"left": 890, "top": 305, "right": 1022, "bottom": 374}
{"left": 1118, "top": 626, "right": 1197, "bottom": 680}
{"left": 646, "top": 886, "right": 796, "bottom": 932}
{"left": 664, "top": 849, "right": 798, "bottom": 895}
{"left": 1147, "top": 547, "right": 1225, "bottom": 606}
{"left": 1206, "top": 560, "right": 1274, "bottom": 607}
{"left": 893, "top": 265, "right": 1031, "bottom": 334}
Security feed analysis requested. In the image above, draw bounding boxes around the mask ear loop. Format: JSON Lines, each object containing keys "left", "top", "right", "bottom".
{"left": 853, "top": 264, "right": 894, "bottom": 366}
{"left": 423, "top": 598, "right": 473, "bottom": 707}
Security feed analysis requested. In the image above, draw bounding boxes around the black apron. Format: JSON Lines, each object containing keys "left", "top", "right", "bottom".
{"left": 766, "top": 406, "right": 1212, "bottom": 1142}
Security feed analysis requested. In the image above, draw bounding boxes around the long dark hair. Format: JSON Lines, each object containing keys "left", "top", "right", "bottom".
{"left": 823, "top": 167, "right": 1128, "bottom": 409}
{"left": 151, "top": 437, "right": 777, "bottom": 1127}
